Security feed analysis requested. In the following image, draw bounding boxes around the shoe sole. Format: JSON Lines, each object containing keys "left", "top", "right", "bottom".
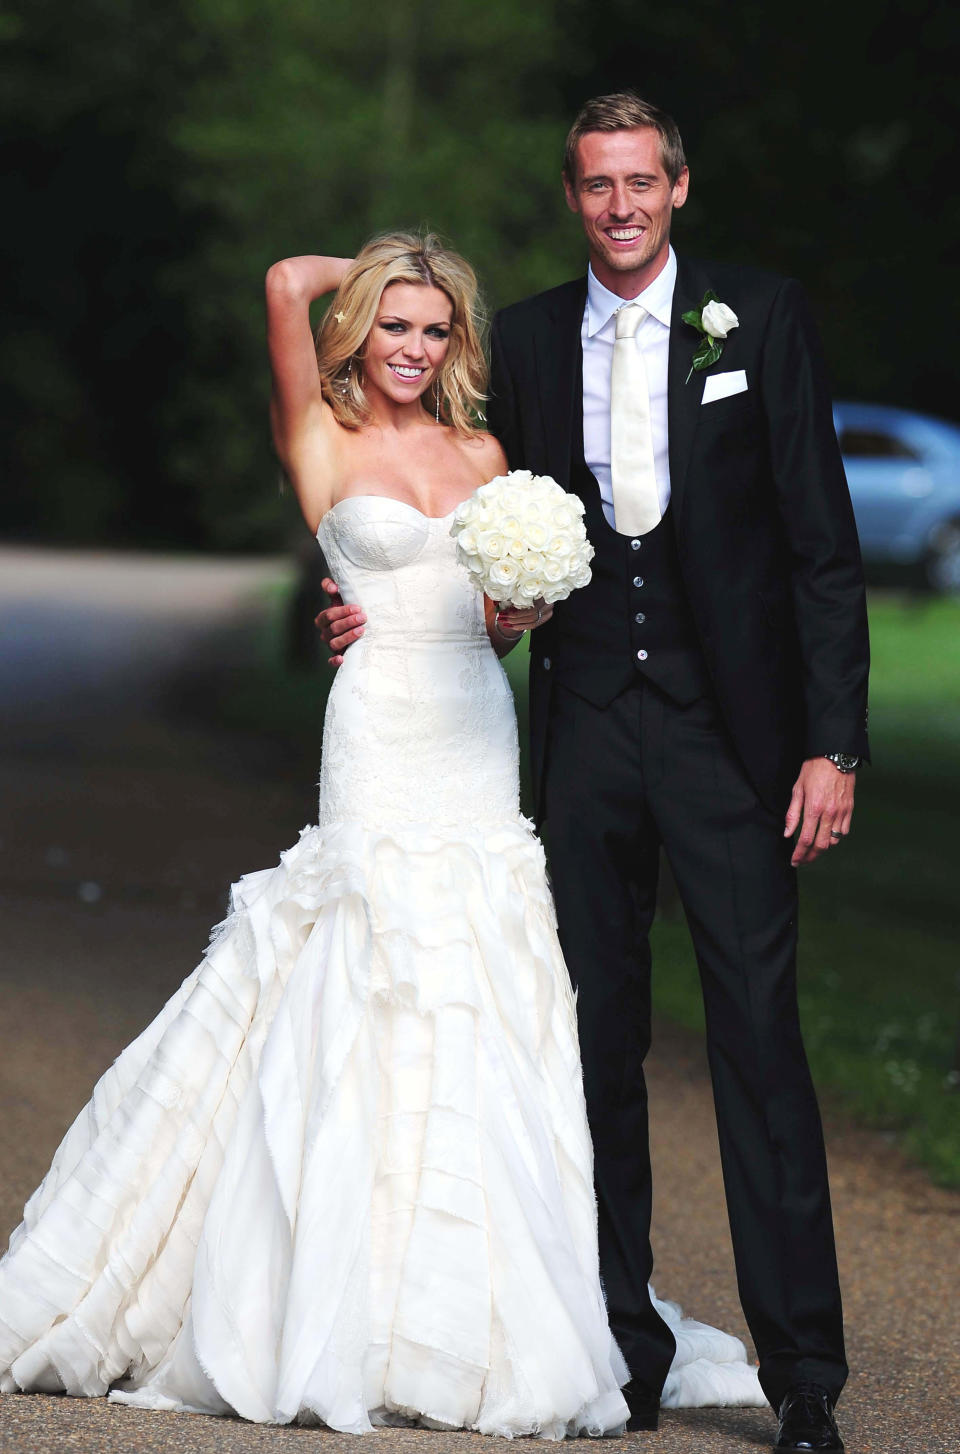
{"left": 774, "top": 1444, "right": 844, "bottom": 1452}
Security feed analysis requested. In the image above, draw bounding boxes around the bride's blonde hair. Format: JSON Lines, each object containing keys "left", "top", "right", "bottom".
{"left": 315, "top": 231, "right": 487, "bottom": 436}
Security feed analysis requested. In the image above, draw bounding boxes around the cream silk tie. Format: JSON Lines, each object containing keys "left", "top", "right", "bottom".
{"left": 610, "top": 303, "right": 661, "bottom": 536}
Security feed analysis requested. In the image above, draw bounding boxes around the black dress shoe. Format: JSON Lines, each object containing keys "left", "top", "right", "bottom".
{"left": 774, "top": 1382, "right": 844, "bottom": 1451}
{"left": 621, "top": 1379, "right": 660, "bottom": 1432}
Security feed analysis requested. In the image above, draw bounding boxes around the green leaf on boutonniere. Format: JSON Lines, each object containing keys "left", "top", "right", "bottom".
{"left": 685, "top": 334, "right": 724, "bottom": 384}
{"left": 693, "top": 336, "right": 723, "bottom": 371}
{"left": 684, "top": 289, "right": 730, "bottom": 382}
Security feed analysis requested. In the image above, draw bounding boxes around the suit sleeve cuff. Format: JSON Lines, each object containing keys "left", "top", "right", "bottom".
{"left": 804, "top": 715, "right": 870, "bottom": 764}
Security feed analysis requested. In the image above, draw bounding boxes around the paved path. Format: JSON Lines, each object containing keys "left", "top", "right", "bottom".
{"left": 0, "top": 548, "right": 956, "bottom": 1454}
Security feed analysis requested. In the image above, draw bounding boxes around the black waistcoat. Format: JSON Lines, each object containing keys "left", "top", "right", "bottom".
{"left": 550, "top": 416, "right": 711, "bottom": 709}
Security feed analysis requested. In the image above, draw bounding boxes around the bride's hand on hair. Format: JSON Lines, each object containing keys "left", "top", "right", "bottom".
{"left": 266, "top": 258, "right": 354, "bottom": 448}
{"left": 267, "top": 255, "right": 355, "bottom": 529}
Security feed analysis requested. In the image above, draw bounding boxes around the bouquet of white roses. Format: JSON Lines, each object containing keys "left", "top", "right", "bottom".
{"left": 449, "top": 470, "right": 594, "bottom": 609}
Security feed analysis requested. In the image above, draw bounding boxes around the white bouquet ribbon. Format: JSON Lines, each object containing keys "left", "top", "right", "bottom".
{"left": 450, "top": 470, "right": 594, "bottom": 608}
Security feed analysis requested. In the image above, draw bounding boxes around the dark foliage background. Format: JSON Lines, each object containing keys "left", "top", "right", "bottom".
{"left": 2, "top": 0, "right": 957, "bottom": 551}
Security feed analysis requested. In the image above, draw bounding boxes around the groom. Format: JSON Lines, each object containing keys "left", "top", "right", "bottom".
{"left": 485, "top": 93, "right": 868, "bottom": 1450}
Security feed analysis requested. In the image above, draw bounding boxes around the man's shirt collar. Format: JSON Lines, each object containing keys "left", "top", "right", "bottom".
{"left": 585, "top": 246, "right": 677, "bottom": 337}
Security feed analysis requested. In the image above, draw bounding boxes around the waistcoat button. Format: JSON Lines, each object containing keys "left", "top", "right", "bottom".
{"left": 633, "top": 575, "right": 643, "bottom": 587}
{"left": 635, "top": 612, "right": 646, "bottom": 624}
{"left": 543, "top": 656, "right": 551, "bottom": 670}
{"left": 637, "top": 649, "right": 649, "bottom": 661}
{"left": 630, "top": 539, "right": 642, "bottom": 550}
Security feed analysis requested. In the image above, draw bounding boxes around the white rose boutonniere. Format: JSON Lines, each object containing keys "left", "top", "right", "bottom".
{"left": 701, "top": 299, "right": 738, "bottom": 338}
{"left": 683, "top": 290, "right": 739, "bottom": 383}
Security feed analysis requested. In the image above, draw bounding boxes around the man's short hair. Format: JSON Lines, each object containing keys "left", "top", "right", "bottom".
{"left": 563, "top": 91, "right": 687, "bottom": 187}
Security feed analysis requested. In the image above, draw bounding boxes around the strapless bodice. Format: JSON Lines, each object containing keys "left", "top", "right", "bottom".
{"left": 315, "top": 494, "right": 521, "bottom": 830}
{"left": 317, "top": 495, "right": 485, "bottom": 647}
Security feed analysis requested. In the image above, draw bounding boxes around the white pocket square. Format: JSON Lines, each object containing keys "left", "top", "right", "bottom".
{"left": 701, "top": 369, "right": 748, "bottom": 404}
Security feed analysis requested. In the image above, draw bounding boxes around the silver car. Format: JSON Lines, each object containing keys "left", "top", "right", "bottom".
{"left": 834, "top": 402, "right": 960, "bottom": 593}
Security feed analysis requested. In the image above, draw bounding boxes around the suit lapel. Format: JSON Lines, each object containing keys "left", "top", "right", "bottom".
{"left": 533, "top": 278, "right": 587, "bottom": 489}
{"left": 667, "top": 254, "right": 707, "bottom": 529}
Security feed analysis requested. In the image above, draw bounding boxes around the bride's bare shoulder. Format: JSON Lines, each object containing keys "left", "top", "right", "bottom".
{"left": 458, "top": 428, "right": 508, "bottom": 481}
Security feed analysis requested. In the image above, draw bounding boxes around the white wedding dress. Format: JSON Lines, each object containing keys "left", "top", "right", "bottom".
{"left": 0, "top": 495, "right": 764, "bottom": 1435}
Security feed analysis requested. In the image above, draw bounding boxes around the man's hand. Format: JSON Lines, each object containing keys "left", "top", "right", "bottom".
{"left": 314, "top": 577, "right": 365, "bottom": 667}
{"left": 784, "top": 757, "right": 856, "bottom": 867}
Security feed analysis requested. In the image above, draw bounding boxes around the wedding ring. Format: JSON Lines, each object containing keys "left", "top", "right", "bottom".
{"left": 829, "top": 830, "right": 842, "bottom": 840}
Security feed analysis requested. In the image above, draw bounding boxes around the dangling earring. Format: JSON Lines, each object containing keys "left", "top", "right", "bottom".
{"left": 337, "top": 358, "right": 353, "bottom": 397}
{"left": 434, "top": 379, "right": 441, "bottom": 423}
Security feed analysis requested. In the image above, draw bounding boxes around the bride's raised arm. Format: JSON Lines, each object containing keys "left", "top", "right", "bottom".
{"left": 265, "top": 254, "right": 351, "bottom": 526}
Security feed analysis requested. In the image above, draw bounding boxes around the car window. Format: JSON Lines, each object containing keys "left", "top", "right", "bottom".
{"left": 838, "top": 429, "right": 921, "bottom": 461}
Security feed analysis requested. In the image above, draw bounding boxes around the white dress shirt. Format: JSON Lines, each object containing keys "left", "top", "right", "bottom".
{"left": 581, "top": 247, "right": 677, "bottom": 530}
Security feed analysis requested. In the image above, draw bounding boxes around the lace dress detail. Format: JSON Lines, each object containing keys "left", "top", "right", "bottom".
{"left": 0, "top": 496, "right": 763, "bottom": 1437}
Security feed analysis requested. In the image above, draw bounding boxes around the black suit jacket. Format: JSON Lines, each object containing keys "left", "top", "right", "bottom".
{"left": 487, "top": 253, "right": 870, "bottom": 818}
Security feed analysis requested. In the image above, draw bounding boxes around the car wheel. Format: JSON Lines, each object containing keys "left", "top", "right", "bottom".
{"left": 925, "top": 519, "right": 960, "bottom": 594}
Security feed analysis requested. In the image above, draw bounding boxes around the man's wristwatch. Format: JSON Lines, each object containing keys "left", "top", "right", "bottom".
{"left": 823, "top": 752, "right": 860, "bottom": 774}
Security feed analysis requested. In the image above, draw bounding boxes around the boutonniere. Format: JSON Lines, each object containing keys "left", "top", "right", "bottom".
{"left": 682, "top": 291, "right": 739, "bottom": 383}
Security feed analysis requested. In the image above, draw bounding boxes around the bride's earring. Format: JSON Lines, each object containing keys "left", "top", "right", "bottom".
{"left": 434, "top": 380, "right": 441, "bottom": 423}
{"left": 338, "top": 359, "right": 353, "bottom": 398}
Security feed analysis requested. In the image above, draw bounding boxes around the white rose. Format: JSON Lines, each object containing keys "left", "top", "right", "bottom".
{"left": 456, "top": 525, "right": 479, "bottom": 554}
{"left": 521, "top": 551, "right": 544, "bottom": 573}
{"left": 488, "top": 558, "right": 520, "bottom": 591}
{"left": 552, "top": 505, "right": 576, "bottom": 528}
{"left": 506, "top": 536, "right": 527, "bottom": 560}
{"left": 477, "top": 529, "right": 505, "bottom": 560}
{"left": 700, "top": 300, "right": 739, "bottom": 340}
{"left": 516, "top": 576, "right": 544, "bottom": 602}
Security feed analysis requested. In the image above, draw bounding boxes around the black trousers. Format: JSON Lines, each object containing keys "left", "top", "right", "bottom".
{"left": 543, "top": 677, "right": 847, "bottom": 1409}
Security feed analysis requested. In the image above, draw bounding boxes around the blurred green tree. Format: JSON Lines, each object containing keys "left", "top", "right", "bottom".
{"left": 1, "top": 0, "right": 957, "bottom": 550}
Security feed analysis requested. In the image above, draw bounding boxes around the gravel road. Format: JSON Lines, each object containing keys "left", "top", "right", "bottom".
{"left": 0, "top": 547, "right": 956, "bottom": 1454}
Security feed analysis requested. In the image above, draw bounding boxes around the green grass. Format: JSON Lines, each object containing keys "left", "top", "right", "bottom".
{"left": 223, "top": 586, "right": 960, "bottom": 1185}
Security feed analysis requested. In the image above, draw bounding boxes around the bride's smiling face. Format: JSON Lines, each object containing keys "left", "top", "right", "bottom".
{"left": 362, "top": 282, "right": 453, "bottom": 410}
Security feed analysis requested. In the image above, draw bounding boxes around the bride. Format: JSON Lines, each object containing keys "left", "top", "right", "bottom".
{"left": 0, "top": 231, "right": 762, "bottom": 1436}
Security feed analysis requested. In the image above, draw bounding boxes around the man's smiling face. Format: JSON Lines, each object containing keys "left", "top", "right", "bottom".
{"left": 563, "top": 127, "right": 689, "bottom": 297}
